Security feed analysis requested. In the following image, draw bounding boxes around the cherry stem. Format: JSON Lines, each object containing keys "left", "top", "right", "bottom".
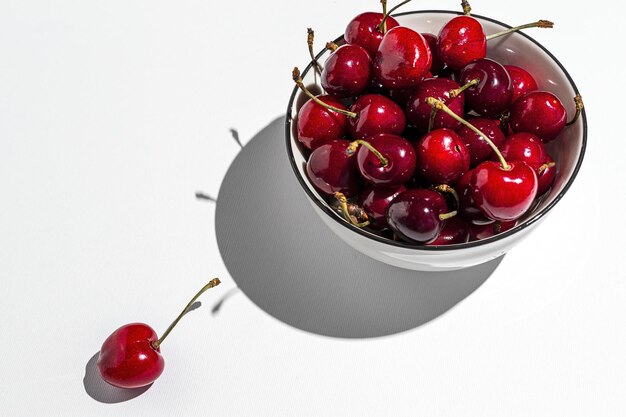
{"left": 439, "top": 211, "right": 458, "bottom": 221}
{"left": 292, "top": 67, "right": 358, "bottom": 118}
{"left": 450, "top": 78, "right": 480, "bottom": 98}
{"left": 307, "top": 28, "right": 323, "bottom": 76}
{"left": 334, "top": 192, "right": 370, "bottom": 227}
{"left": 485, "top": 20, "right": 554, "bottom": 41}
{"left": 426, "top": 97, "right": 510, "bottom": 170}
{"left": 461, "top": 0, "right": 472, "bottom": 15}
{"left": 152, "top": 278, "right": 221, "bottom": 350}
{"left": 378, "top": 0, "right": 412, "bottom": 33}
{"left": 566, "top": 94, "right": 584, "bottom": 126}
{"left": 428, "top": 106, "right": 437, "bottom": 133}
{"left": 537, "top": 161, "right": 556, "bottom": 175}
{"left": 326, "top": 41, "right": 339, "bottom": 52}
{"left": 347, "top": 140, "right": 389, "bottom": 167}
{"left": 434, "top": 184, "right": 460, "bottom": 210}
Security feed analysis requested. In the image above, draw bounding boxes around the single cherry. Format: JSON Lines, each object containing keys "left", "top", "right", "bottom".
{"left": 459, "top": 58, "right": 513, "bottom": 117}
{"left": 427, "top": 216, "right": 470, "bottom": 245}
{"left": 415, "top": 128, "right": 470, "bottom": 185}
{"left": 306, "top": 139, "right": 361, "bottom": 197}
{"left": 374, "top": 26, "right": 432, "bottom": 90}
{"left": 358, "top": 185, "right": 407, "bottom": 230}
{"left": 536, "top": 156, "right": 557, "bottom": 196}
{"left": 351, "top": 134, "right": 416, "bottom": 186}
{"left": 405, "top": 78, "right": 465, "bottom": 132}
{"left": 344, "top": 12, "right": 400, "bottom": 57}
{"left": 97, "top": 279, "right": 221, "bottom": 389}
{"left": 295, "top": 94, "right": 348, "bottom": 150}
{"left": 496, "top": 132, "right": 548, "bottom": 170}
{"left": 509, "top": 91, "right": 567, "bottom": 142}
{"left": 504, "top": 65, "right": 538, "bottom": 101}
{"left": 457, "top": 117, "right": 506, "bottom": 167}
{"left": 437, "top": 15, "right": 486, "bottom": 71}
{"left": 348, "top": 93, "right": 406, "bottom": 139}
{"left": 321, "top": 42, "right": 372, "bottom": 98}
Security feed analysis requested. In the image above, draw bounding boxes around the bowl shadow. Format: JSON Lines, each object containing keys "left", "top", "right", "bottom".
{"left": 215, "top": 116, "right": 503, "bottom": 339}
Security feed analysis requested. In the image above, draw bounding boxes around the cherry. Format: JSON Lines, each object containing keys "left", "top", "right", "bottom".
{"left": 374, "top": 26, "right": 432, "bottom": 90}
{"left": 414, "top": 128, "right": 470, "bottom": 185}
{"left": 321, "top": 42, "right": 372, "bottom": 98}
{"left": 509, "top": 91, "right": 567, "bottom": 142}
{"left": 427, "top": 216, "right": 470, "bottom": 245}
{"left": 496, "top": 132, "right": 547, "bottom": 170}
{"left": 437, "top": 15, "right": 486, "bottom": 71}
{"left": 456, "top": 117, "right": 506, "bottom": 167}
{"left": 97, "top": 279, "right": 221, "bottom": 388}
{"left": 306, "top": 139, "right": 361, "bottom": 197}
{"left": 405, "top": 78, "right": 465, "bottom": 132}
{"left": 344, "top": 12, "right": 400, "bottom": 57}
{"left": 504, "top": 65, "right": 538, "bottom": 101}
{"left": 456, "top": 169, "right": 493, "bottom": 224}
{"left": 358, "top": 185, "right": 407, "bottom": 229}
{"left": 351, "top": 134, "right": 416, "bottom": 186}
{"left": 537, "top": 156, "right": 557, "bottom": 196}
{"left": 386, "top": 188, "right": 455, "bottom": 244}
{"left": 348, "top": 94, "right": 406, "bottom": 139}
{"left": 459, "top": 58, "right": 513, "bottom": 117}
{"left": 421, "top": 33, "right": 444, "bottom": 75}
{"left": 469, "top": 220, "right": 517, "bottom": 241}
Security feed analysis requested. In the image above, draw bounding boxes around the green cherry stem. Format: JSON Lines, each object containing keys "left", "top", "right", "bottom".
{"left": 346, "top": 140, "right": 389, "bottom": 167}
{"left": 434, "top": 184, "right": 460, "bottom": 210}
{"left": 439, "top": 211, "right": 458, "bottom": 221}
{"left": 485, "top": 20, "right": 554, "bottom": 41}
{"left": 566, "top": 94, "right": 584, "bottom": 126}
{"left": 334, "top": 192, "right": 370, "bottom": 228}
{"left": 426, "top": 97, "right": 510, "bottom": 170}
{"left": 378, "top": 0, "right": 413, "bottom": 32}
{"left": 152, "top": 278, "right": 222, "bottom": 350}
{"left": 449, "top": 78, "right": 480, "bottom": 98}
{"left": 292, "top": 67, "right": 358, "bottom": 118}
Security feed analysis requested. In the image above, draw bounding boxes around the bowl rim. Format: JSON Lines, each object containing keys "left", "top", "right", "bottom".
{"left": 285, "top": 9, "right": 587, "bottom": 251}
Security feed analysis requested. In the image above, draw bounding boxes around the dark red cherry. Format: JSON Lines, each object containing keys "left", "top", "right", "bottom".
{"left": 457, "top": 118, "right": 506, "bottom": 167}
{"left": 456, "top": 169, "right": 493, "bottom": 225}
{"left": 427, "top": 216, "right": 470, "bottom": 245}
{"left": 504, "top": 65, "right": 538, "bottom": 102}
{"left": 470, "top": 161, "right": 538, "bottom": 222}
{"left": 306, "top": 140, "right": 361, "bottom": 197}
{"left": 353, "top": 134, "right": 416, "bottom": 186}
{"left": 374, "top": 26, "right": 432, "bottom": 90}
{"left": 297, "top": 94, "right": 348, "bottom": 150}
{"left": 437, "top": 16, "right": 486, "bottom": 70}
{"left": 415, "top": 128, "right": 470, "bottom": 185}
{"left": 509, "top": 91, "right": 567, "bottom": 142}
{"left": 469, "top": 220, "right": 517, "bottom": 241}
{"left": 421, "top": 33, "right": 444, "bottom": 75}
{"left": 387, "top": 189, "right": 449, "bottom": 244}
{"left": 537, "top": 156, "right": 557, "bottom": 196}
{"left": 459, "top": 58, "right": 513, "bottom": 117}
{"left": 405, "top": 78, "right": 464, "bottom": 132}
{"left": 358, "top": 185, "right": 406, "bottom": 230}
{"left": 321, "top": 43, "right": 372, "bottom": 98}
{"left": 348, "top": 94, "right": 406, "bottom": 139}
{"left": 496, "top": 132, "right": 547, "bottom": 170}
{"left": 344, "top": 12, "right": 400, "bottom": 57}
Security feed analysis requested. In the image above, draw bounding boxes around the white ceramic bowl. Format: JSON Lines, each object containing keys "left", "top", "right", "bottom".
{"left": 285, "top": 10, "right": 586, "bottom": 271}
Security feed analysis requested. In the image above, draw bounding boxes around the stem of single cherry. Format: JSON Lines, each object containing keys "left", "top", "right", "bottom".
{"left": 307, "top": 28, "right": 323, "bottom": 76}
{"left": 485, "top": 20, "right": 554, "bottom": 41}
{"left": 461, "top": 0, "right": 472, "bottom": 15}
{"left": 326, "top": 41, "right": 339, "bottom": 52}
{"left": 428, "top": 106, "right": 437, "bottom": 132}
{"left": 566, "top": 94, "right": 584, "bottom": 126}
{"left": 439, "top": 211, "right": 458, "bottom": 221}
{"left": 292, "top": 67, "right": 358, "bottom": 118}
{"left": 426, "top": 97, "right": 510, "bottom": 170}
{"left": 347, "top": 140, "right": 389, "bottom": 167}
{"left": 152, "top": 278, "right": 221, "bottom": 349}
{"left": 537, "top": 161, "right": 556, "bottom": 175}
{"left": 378, "top": 0, "right": 412, "bottom": 32}
{"left": 434, "top": 184, "right": 460, "bottom": 210}
{"left": 334, "top": 192, "right": 370, "bottom": 227}
{"left": 450, "top": 78, "right": 480, "bottom": 98}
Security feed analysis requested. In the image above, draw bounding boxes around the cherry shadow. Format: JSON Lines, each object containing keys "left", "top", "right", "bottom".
{"left": 215, "top": 116, "right": 503, "bottom": 338}
{"left": 83, "top": 352, "right": 152, "bottom": 403}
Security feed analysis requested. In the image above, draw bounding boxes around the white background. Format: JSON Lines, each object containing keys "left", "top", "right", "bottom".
{"left": 1, "top": 0, "right": 624, "bottom": 415}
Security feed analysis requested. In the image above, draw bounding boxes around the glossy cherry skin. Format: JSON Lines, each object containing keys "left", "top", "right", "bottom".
{"left": 415, "top": 128, "right": 470, "bottom": 185}
{"left": 470, "top": 161, "right": 538, "bottom": 222}
{"left": 496, "top": 132, "right": 547, "bottom": 170}
{"left": 537, "top": 155, "right": 557, "bottom": 196}
{"left": 297, "top": 95, "right": 348, "bottom": 150}
{"left": 405, "top": 78, "right": 464, "bottom": 132}
{"left": 509, "top": 91, "right": 567, "bottom": 142}
{"left": 469, "top": 220, "right": 517, "bottom": 241}
{"left": 421, "top": 33, "right": 445, "bottom": 75}
{"left": 355, "top": 133, "right": 416, "bottom": 186}
{"left": 459, "top": 58, "right": 513, "bottom": 117}
{"left": 374, "top": 26, "right": 432, "bottom": 90}
{"left": 321, "top": 44, "right": 372, "bottom": 98}
{"left": 456, "top": 169, "right": 493, "bottom": 225}
{"left": 457, "top": 118, "right": 506, "bottom": 167}
{"left": 306, "top": 140, "right": 361, "bottom": 197}
{"left": 97, "top": 323, "right": 164, "bottom": 389}
{"left": 358, "top": 185, "right": 406, "bottom": 230}
{"left": 348, "top": 94, "right": 406, "bottom": 139}
{"left": 505, "top": 65, "right": 538, "bottom": 102}
{"left": 344, "top": 12, "right": 400, "bottom": 57}
{"left": 437, "top": 16, "right": 486, "bottom": 70}
{"left": 387, "top": 189, "right": 449, "bottom": 244}
{"left": 427, "top": 216, "right": 470, "bottom": 245}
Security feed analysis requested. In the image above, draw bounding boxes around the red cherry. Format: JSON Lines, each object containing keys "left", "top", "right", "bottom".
{"left": 387, "top": 188, "right": 451, "bottom": 244}
{"left": 427, "top": 216, "right": 470, "bottom": 245}
{"left": 456, "top": 169, "right": 494, "bottom": 225}
{"left": 504, "top": 65, "right": 538, "bottom": 101}
{"left": 421, "top": 33, "right": 445, "bottom": 75}
{"left": 405, "top": 78, "right": 465, "bottom": 133}
{"left": 470, "top": 161, "right": 538, "bottom": 222}
{"left": 344, "top": 12, "right": 400, "bottom": 56}
{"left": 537, "top": 156, "right": 557, "bottom": 196}
{"left": 348, "top": 94, "right": 406, "bottom": 139}
{"left": 496, "top": 132, "right": 547, "bottom": 170}
{"left": 374, "top": 26, "right": 432, "bottom": 90}
{"left": 459, "top": 58, "right": 513, "bottom": 117}
{"left": 457, "top": 117, "right": 506, "bottom": 167}
{"left": 296, "top": 94, "right": 348, "bottom": 150}
{"left": 437, "top": 16, "right": 486, "bottom": 71}
{"left": 358, "top": 185, "right": 406, "bottom": 230}
{"left": 415, "top": 128, "right": 470, "bottom": 185}
{"left": 509, "top": 91, "right": 567, "bottom": 142}
{"left": 306, "top": 139, "right": 361, "bottom": 197}
{"left": 321, "top": 43, "right": 372, "bottom": 98}
{"left": 353, "top": 134, "right": 416, "bottom": 186}
{"left": 469, "top": 220, "right": 517, "bottom": 241}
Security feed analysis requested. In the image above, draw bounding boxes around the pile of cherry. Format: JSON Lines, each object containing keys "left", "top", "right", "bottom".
{"left": 293, "top": 0, "right": 583, "bottom": 245}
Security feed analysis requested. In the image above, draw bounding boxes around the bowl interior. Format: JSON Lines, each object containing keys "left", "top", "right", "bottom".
{"left": 286, "top": 10, "right": 586, "bottom": 250}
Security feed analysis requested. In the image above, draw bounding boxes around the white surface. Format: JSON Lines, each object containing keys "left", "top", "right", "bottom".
{"left": 0, "top": 0, "right": 623, "bottom": 415}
